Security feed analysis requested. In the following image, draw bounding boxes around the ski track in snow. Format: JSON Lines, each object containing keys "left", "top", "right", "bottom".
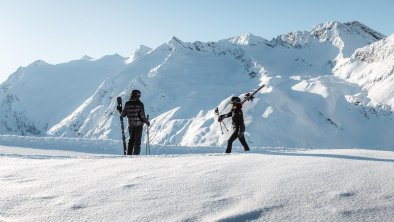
{"left": 1, "top": 144, "right": 393, "bottom": 222}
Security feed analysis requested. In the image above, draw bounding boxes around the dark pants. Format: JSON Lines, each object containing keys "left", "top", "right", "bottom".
{"left": 226, "top": 124, "right": 249, "bottom": 153}
{"left": 127, "top": 126, "right": 143, "bottom": 155}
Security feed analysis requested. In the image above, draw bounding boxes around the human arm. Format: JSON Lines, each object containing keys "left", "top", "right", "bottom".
{"left": 218, "top": 111, "right": 232, "bottom": 122}
{"left": 139, "top": 103, "right": 150, "bottom": 126}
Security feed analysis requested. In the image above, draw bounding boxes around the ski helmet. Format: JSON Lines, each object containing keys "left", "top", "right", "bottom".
{"left": 131, "top": 89, "right": 141, "bottom": 98}
{"left": 231, "top": 96, "right": 241, "bottom": 104}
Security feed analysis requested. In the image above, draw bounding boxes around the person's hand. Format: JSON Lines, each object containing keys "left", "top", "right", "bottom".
{"left": 146, "top": 121, "right": 151, "bottom": 127}
{"left": 238, "top": 131, "right": 244, "bottom": 139}
{"left": 218, "top": 115, "right": 224, "bottom": 122}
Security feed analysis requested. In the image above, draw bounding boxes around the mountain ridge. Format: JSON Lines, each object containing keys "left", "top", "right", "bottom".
{"left": 1, "top": 21, "right": 393, "bottom": 149}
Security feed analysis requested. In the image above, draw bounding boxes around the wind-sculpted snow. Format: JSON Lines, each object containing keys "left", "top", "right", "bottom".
{"left": 0, "top": 144, "right": 393, "bottom": 221}
{"left": 1, "top": 21, "right": 393, "bottom": 149}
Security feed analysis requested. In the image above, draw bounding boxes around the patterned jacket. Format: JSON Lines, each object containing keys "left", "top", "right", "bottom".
{"left": 121, "top": 98, "right": 149, "bottom": 127}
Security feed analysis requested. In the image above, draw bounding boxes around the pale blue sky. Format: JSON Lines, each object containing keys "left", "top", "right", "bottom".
{"left": 1, "top": 0, "right": 393, "bottom": 83}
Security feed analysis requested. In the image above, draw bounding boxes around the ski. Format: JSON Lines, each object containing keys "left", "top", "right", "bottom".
{"left": 116, "top": 97, "right": 127, "bottom": 155}
{"left": 241, "top": 84, "right": 265, "bottom": 105}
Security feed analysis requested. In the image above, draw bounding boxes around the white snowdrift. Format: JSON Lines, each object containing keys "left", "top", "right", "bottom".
{"left": 0, "top": 145, "right": 393, "bottom": 222}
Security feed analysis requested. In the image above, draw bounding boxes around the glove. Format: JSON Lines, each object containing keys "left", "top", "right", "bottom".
{"left": 218, "top": 115, "right": 224, "bottom": 122}
{"left": 238, "top": 131, "right": 244, "bottom": 139}
{"left": 116, "top": 104, "right": 122, "bottom": 113}
{"left": 146, "top": 121, "right": 151, "bottom": 127}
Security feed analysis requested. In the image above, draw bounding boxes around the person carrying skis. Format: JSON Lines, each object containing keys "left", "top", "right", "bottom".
{"left": 218, "top": 96, "right": 250, "bottom": 153}
{"left": 121, "top": 89, "right": 150, "bottom": 155}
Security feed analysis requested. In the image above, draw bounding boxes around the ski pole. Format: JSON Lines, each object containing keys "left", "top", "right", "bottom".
{"left": 148, "top": 127, "right": 150, "bottom": 155}
{"left": 221, "top": 121, "right": 229, "bottom": 131}
{"left": 218, "top": 121, "right": 224, "bottom": 134}
{"left": 215, "top": 107, "right": 228, "bottom": 134}
{"left": 146, "top": 115, "right": 150, "bottom": 155}
{"left": 215, "top": 107, "right": 223, "bottom": 134}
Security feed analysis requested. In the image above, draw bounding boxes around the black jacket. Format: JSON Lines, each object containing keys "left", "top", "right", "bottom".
{"left": 121, "top": 98, "right": 149, "bottom": 127}
{"left": 222, "top": 104, "right": 245, "bottom": 130}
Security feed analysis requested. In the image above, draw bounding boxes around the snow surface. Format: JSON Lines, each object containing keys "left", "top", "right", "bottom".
{"left": 0, "top": 141, "right": 393, "bottom": 222}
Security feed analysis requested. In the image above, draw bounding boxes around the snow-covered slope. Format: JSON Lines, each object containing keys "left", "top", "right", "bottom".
{"left": 1, "top": 21, "right": 393, "bottom": 149}
{"left": 0, "top": 55, "right": 127, "bottom": 136}
{"left": 1, "top": 144, "right": 393, "bottom": 221}
{"left": 334, "top": 34, "right": 394, "bottom": 108}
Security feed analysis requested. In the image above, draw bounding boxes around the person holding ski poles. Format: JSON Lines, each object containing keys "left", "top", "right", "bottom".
{"left": 121, "top": 89, "right": 150, "bottom": 155}
{"left": 218, "top": 96, "right": 250, "bottom": 153}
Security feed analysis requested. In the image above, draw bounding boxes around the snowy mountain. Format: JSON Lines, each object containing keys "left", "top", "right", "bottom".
{"left": 1, "top": 21, "right": 393, "bottom": 149}
{"left": 0, "top": 54, "right": 127, "bottom": 136}
{"left": 334, "top": 34, "right": 394, "bottom": 108}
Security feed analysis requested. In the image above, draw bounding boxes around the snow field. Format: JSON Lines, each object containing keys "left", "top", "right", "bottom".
{"left": 1, "top": 146, "right": 393, "bottom": 221}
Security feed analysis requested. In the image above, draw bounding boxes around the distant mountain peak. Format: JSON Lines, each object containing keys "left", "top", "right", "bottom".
{"left": 28, "top": 60, "right": 49, "bottom": 67}
{"left": 167, "top": 36, "right": 188, "bottom": 49}
{"left": 137, "top": 44, "right": 152, "bottom": 52}
{"left": 126, "top": 45, "right": 152, "bottom": 64}
{"left": 81, "top": 55, "right": 94, "bottom": 60}
{"left": 311, "top": 20, "right": 385, "bottom": 42}
{"left": 344, "top": 21, "right": 386, "bottom": 40}
{"left": 99, "top": 54, "right": 126, "bottom": 61}
{"left": 229, "top": 33, "right": 268, "bottom": 46}
{"left": 276, "top": 31, "right": 310, "bottom": 47}
{"left": 272, "top": 20, "right": 386, "bottom": 58}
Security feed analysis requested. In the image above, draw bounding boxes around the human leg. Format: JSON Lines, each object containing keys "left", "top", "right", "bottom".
{"left": 132, "top": 126, "right": 143, "bottom": 155}
{"left": 226, "top": 127, "right": 239, "bottom": 153}
{"left": 127, "top": 127, "right": 135, "bottom": 155}
{"left": 239, "top": 136, "right": 250, "bottom": 151}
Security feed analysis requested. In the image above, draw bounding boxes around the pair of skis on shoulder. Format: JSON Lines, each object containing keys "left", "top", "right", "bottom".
{"left": 214, "top": 84, "right": 265, "bottom": 134}
{"left": 215, "top": 84, "right": 265, "bottom": 115}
